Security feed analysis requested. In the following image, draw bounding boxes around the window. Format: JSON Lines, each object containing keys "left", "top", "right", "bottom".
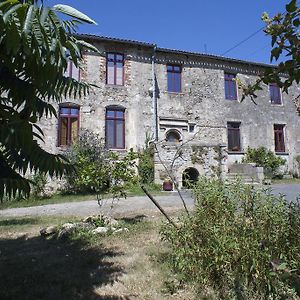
{"left": 106, "top": 53, "right": 124, "bottom": 85}
{"left": 58, "top": 106, "right": 80, "bottom": 146}
{"left": 270, "top": 83, "right": 282, "bottom": 104}
{"left": 227, "top": 122, "right": 241, "bottom": 151}
{"left": 65, "top": 60, "right": 80, "bottom": 81}
{"left": 167, "top": 65, "right": 181, "bottom": 93}
{"left": 274, "top": 124, "right": 285, "bottom": 152}
{"left": 224, "top": 73, "right": 237, "bottom": 100}
{"left": 189, "top": 124, "right": 195, "bottom": 133}
{"left": 105, "top": 108, "right": 125, "bottom": 149}
{"left": 166, "top": 130, "right": 181, "bottom": 143}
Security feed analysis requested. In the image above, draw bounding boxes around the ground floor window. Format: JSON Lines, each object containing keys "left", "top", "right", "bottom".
{"left": 227, "top": 122, "right": 241, "bottom": 152}
{"left": 274, "top": 124, "right": 285, "bottom": 152}
{"left": 58, "top": 106, "right": 79, "bottom": 146}
{"left": 105, "top": 107, "right": 125, "bottom": 149}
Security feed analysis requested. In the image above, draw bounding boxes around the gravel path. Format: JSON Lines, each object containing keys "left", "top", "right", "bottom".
{"left": 0, "top": 184, "right": 299, "bottom": 218}
{"left": 269, "top": 184, "right": 300, "bottom": 203}
{"left": 0, "top": 192, "right": 194, "bottom": 218}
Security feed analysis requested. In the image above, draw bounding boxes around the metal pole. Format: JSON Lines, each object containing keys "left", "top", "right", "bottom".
{"left": 152, "top": 45, "right": 158, "bottom": 141}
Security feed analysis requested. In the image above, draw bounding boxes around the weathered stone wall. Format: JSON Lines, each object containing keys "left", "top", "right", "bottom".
{"left": 37, "top": 37, "right": 300, "bottom": 190}
{"left": 155, "top": 142, "right": 228, "bottom": 188}
{"left": 154, "top": 51, "right": 300, "bottom": 179}
{"left": 39, "top": 42, "right": 155, "bottom": 155}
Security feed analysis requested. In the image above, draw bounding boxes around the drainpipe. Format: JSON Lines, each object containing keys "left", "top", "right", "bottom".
{"left": 152, "top": 44, "right": 158, "bottom": 141}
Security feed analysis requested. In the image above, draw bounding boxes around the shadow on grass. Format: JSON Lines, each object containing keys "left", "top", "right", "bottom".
{"left": 0, "top": 234, "right": 129, "bottom": 300}
{"left": 119, "top": 214, "right": 148, "bottom": 225}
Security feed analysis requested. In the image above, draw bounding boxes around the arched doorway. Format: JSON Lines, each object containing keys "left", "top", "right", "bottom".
{"left": 182, "top": 167, "right": 199, "bottom": 188}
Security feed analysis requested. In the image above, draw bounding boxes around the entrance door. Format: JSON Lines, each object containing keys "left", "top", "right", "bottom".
{"left": 182, "top": 167, "right": 199, "bottom": 188}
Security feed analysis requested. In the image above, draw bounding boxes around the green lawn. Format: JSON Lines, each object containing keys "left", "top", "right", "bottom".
{"left": 271, "top": 177, "right": 300, "bottom": 184}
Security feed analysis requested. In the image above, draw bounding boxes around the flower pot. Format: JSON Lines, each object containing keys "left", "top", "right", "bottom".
{"left": 163, "top": 181, "right": 173, "bottom": 191}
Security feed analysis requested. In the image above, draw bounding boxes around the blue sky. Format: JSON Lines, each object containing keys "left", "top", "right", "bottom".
{"left": 47, "top": 0, "right": 290, "bottom": 64}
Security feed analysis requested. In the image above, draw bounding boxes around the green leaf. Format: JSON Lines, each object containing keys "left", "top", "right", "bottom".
{"left": 286, "top": 0, "right": 297, "bottom": 13}
{"left": 53, "top": 4, "right": 97, "bottom": 25}
{"left": 76, "top": 39, "right": 100, "bottom": 53}
{"left": 23, "top": 4, "right": 34, "bottom": 33}
{"left": 3, "top": 3, "right": 22, "bottom": 22}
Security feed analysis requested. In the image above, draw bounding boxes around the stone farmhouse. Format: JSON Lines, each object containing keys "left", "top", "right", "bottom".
{"left": 40, "top": 34, "right": 300, "bottom": 188}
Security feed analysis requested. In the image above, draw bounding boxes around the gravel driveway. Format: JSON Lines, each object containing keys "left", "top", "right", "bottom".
{"left": 0, "top": 192, "right": 194, "bottom": 218}
{"left": 0, "top": 184, "right": 299, "bottom": 218}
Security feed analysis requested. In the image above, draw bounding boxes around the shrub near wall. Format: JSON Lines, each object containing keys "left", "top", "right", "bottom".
{"left": 161, "top": 178, "right": 300, "bottom": 299}
{"left": 64, "top": 130, "right": 137, "bottom": 198}
{"left": 242, "top": 146, "right": 285, "bottom": 178}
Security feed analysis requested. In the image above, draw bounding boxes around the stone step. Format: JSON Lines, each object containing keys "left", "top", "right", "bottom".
{"left": 226, "top": 173, "right": 261, "bottom": 184}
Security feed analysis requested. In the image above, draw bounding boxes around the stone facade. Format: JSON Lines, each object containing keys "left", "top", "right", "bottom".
{"left": 39, "top": 35, "right": 300, "bottom": 188}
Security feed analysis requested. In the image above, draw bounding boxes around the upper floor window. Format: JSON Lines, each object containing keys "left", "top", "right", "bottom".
{"left": 58, "top": 105, "right": 80, "bottom": 146}
{"left": 227, "top": 122, "right": 241, "bottom": 152}
{"left": 105, "top": 107, "right": 125, "bottom": 149}
{"left": 65, "top": 60, "right": 80, "bottom": 81}
{"left": 106, "top": 53, "right": 124, "bottom": 85}
{"left": 269, "top": 83, "right": 282, "bottom": 104}
{"left": 224, "top": 73, "right": 237, "bottom": 100}
{"left": 166, "top": 130, "right": 181, "bottom": 143}
{"left": 274, "top": 124, "right": 285, "bottom": 152}
{"left": 167, "top": 65, "right": 181, "bottom": 93}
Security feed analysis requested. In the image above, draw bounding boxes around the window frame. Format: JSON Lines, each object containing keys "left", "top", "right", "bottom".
{"left": 269, "top": 83, "right": 282, "bottom": 105}
{"left": 58, "top": 105, "right": 80, "bottom": 147}
{"left": 224, "top": 72, "right": 238, "bottom": 100}
{"left": 106, "top": 52, "right": 124, "bottom": 86}
{"left": 274, "top": 124, "right": 286, "bottom": 153}
{"left": 65, "top": 60, "right": 80, "bottom": 81}
{"left": 227, "top": 122, "right": 241, "bottom": 152}
{"left": 167, "top": 64, "right": 182, "bottom": 93}
{"left": 105, "top": 107, "right": 125, "bottom": 149}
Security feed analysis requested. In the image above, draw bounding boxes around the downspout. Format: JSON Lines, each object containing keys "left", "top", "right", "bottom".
{"left": 152, "top": 44, "right": 158, "bottom": 141}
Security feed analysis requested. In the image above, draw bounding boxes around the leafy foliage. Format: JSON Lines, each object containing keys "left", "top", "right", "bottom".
{"left": 241, "top": 0, "right": 299, "bottom": 101}
{"left": 0, "top": 0, "right": 98, "bottom": 200}
{"left": 64, "top": 130, "right": 137, "bottom": 200}
{"left": 30, "top": 172, "right": 48, "bottom": 199}
{"left": 242, "top": 146, "right": 286, "bottom": 178}
{"left": 161, "top": 178, "right": 300, "bottom": 299}
{"left": 138, "top": 133, "right": 155, "bottom": 184}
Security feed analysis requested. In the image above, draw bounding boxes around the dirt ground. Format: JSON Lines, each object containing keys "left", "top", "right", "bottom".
{"left": 0, "top": 214, "right": 196, "bottom": 300}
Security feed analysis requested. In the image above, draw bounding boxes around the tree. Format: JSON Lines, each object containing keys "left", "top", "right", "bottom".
{"left": 241, "top": 0, "right": 299, "bottom": 101}
{"left": 0, "top": 0, "right": 98, "bottom": 200}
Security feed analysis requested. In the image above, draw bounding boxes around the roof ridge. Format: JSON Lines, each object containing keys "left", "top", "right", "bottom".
{"left": 75, "top": 33, "right": 276, "bottom": 68}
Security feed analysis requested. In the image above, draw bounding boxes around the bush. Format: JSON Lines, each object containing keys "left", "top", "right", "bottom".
{"left": 30, "top": 172, "right": 48, "bottom": 199}
{"left": 64, "top": 130, "right": 137, "bottom": 199}
{"left": 242, "top": 146, "right": 286, "bottom": 178}
{"left": 138, "top": 133, "right": 155, "bottom": 184}
{"left": 161, "top": 178, "right": 300, "bottom": 299}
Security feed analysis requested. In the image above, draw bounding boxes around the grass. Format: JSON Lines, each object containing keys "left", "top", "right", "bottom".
{"left": 0, "top": 183, "right": 165, "bottom": 210}
{"left": 271, "top": 177, "right": 300, "bottom": 184}
{"left": 0, "top": 215, "right": 81, "bottom": 236}
{"left": 0, "top": 213, "right": 196, "bottom": 300}
{"left": 0, "top": 193, "right": 97, "bottom": 210}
